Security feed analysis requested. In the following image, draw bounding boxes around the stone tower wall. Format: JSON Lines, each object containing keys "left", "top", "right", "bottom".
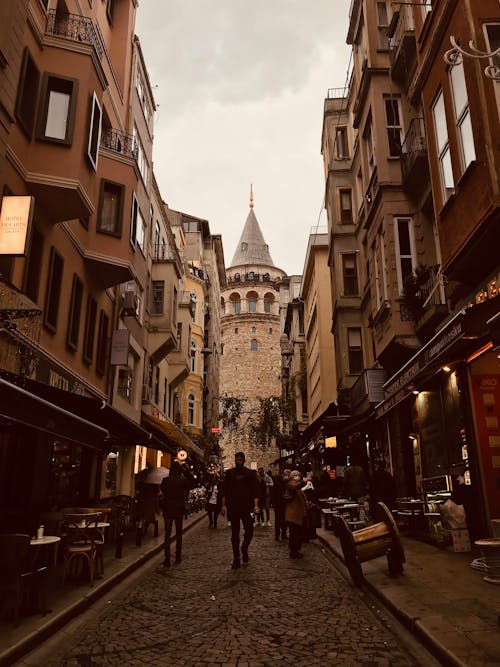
{"left": 219, "top": 287, "right": 283, "bottom": 471}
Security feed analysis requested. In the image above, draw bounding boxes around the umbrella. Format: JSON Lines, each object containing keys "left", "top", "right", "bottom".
{"left": 142, "top": 466, "right": 169, "bottom": 484}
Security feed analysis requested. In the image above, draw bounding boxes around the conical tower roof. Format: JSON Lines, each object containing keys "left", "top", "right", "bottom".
{"left": 230, "top": 207, "right": 275, "bottom": 268}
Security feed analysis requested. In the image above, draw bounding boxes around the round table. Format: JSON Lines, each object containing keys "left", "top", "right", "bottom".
{"left": 29, "top": 535, "right": 61, "bottom": 567}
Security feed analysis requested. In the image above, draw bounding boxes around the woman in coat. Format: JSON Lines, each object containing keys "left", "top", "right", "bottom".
{"left": 284, "top": 470, "right": 308, "bottom": 559}
{"left": 205, "top": 473, "right": 222, "bottom": 528}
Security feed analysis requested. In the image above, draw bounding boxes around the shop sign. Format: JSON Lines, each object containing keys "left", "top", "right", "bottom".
{"left": 468, "top": 270, "right": 500, "bottom": 307}
{"left": 36, "top": 357, "right": 86, "bottom": 395}
{"left": 0, "top": 196, "right": 33, "bottom": 255}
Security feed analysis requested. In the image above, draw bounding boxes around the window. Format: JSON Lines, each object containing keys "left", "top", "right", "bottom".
{"left": 385, "top": 98, "right": 402, "bottom": 157}
{"left": 23, "top": 227, "right": 44, "bottom": 303}
{"left": 269, "top": 327, "right": 273, "bottom": 334}
{"left": 37, "top": 74, "right": 77, "bottom": 144}
{"left": 83, "top": 296, "right": 97, "bottom": 364}
{"left": 377, "top": 2, "right": 390, "bottom": 49}
{"left": 338, "top": 188, "right": 353, "bottom": 224}
{"left": 341, "top": 253, "right": 359, "bottom": 296}
{"left": 264, "top": 297, "right": 272, "bottom": 313}
{"left": 432, "top": 90, "right": 454, "bottom": 203}
{"left": 233, "top": 299, "right": 241, "bottom": 314}
{"left": 485, "top": 24, "right": 500, "bottom": 72}
{"left": 234, "top": 327, "right": 238, "bottom": 334}
{"left": 163, "top": 378, "right": 168, "bottom": 414}
{"left": 151, "top": 281, "right": 164, "bottom": 315}
{"left": 118, "top": 367, "right": 133, "bottom": 401}
{"left": 154, "top": 366, "right": 160, "bottom": 404}
{"left": 15, "top": 49, "right": 40, "bottom": 137}
{"left": 251, "top": 339, "right": 258, "bottom": 351}
{"left": 133, "top": 125, "right": 149, "bottom": 186}
{"left": 421, "top": 1, "right": 432, "bottom": 19}
{"left": 190, "top": 341, "right": 196, "bottom": 372}
{"left": 247, "top": 271, "right": 255, "bottom": 280}
{"left": 394, "top": 217, "right": 416, "bottom": 294}
{"left": 97, "top": 180, "right": 124, "bottom": 235}
{"left": 335, "top": 126, "right": 349, "bottom": 158}
{"left": 187, "top": 393, "right": 195, "bottom": 425}
{"left": 365, "top": 117, "right": 375, "bottom": 175}
{"left": 251, "top": 327, "right": 256, "bottom": 333}
{"left": 87, "top": 92, "right": 102, "bottom": 170}
{"left": 66, "top": 274, "right": 83, "bottom": 350}
{"left": 248, "top": 297, "right": 257, "bottom": 313}
{"left": 130, "top": 195, "right": 146, "bottom": 252}
{"left": 177, "top": 322, "right": 182, "bottom": 345}
{"left": 96, "top": 311, "right": 108, "bottom": 376}
{"left": 44, "top": 247, "right": 63, "bottom": 332}
{"left": 347, "top": 328, "right": 363, "bottom": 374}
{"left": 450, "top": 63, "right": 476, "bottom": 174}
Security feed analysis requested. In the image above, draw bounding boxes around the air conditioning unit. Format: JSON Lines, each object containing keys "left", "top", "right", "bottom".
{"left": 142, "top": 384, "right": 151, "bottom": 403}
{"left": 122, "top": 290, "right": 138, "bottom": 315}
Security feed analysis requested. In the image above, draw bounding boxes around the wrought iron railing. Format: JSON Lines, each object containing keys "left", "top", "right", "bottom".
{"left": 152, "top": 243, "right": 177, "bottom": 262}
{"left": 100, "top": 128, "right": 138, "bottom": 160}
{"left": 46, "top": 10, "right": 104, "bottom": 60}
{"left": 401, "top": 118, "right": 427, "bottom": 182}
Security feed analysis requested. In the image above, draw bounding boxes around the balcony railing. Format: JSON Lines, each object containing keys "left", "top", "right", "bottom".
{"left": 401, "top": 117, "right": 428, "bottom": 183}
{"left": 389, "top": 6, "right": 415, "bottom": 61}
{"left": 46, "top": 10, "right": 104, "bottom": 60}
{"left": 418, "top": 265, "right": 446, "bottom": 309}
{"left": 100, "top": 128, "right": 138, "bottom": 160}
{"left": 152, "top": 243, "right": 178, "bottom": 262}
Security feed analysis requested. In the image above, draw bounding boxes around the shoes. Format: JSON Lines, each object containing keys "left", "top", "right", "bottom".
{"left": 241, "top": 548, "right": 249, "bottom": 564}
{"left": 289, "top": 552, "right": 303, "bottom": 559}
{"left": 231, "top": 560, "right": 241, "bottom": 569}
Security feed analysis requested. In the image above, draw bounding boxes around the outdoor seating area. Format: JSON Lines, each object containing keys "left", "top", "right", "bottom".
{"left": 319, "top": 498, "right": 367, "bottom": 533}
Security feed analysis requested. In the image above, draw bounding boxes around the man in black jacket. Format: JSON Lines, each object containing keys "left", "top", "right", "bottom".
{"left": 220, "top": 452, "right": 259, "bottom": 569}
{"left": 160, "top": 461, "right": 190, "bottom": 567}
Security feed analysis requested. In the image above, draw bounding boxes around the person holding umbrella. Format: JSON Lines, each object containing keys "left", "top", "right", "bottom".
{"left": 160, "top": 458, "right": 191, "bottom": 567}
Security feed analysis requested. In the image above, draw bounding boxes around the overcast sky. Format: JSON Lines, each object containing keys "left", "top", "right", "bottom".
{"left": 135, "top": 1, "right": 352, "bottom": 276}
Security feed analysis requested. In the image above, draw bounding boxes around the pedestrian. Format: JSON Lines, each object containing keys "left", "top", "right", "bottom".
{"left": 256, "top": 467, "right": 272, "bottom": 526}
{"left": 271, "top": 468, "right": 290, "bottom": 540}
{"left": 220, "top": 451, "right": 260, "bottom": 569}
{"left": 205, "top": 473, "right": 222, "bottom": 528}
{"left": 302, "top": 472, "right": 321, "bottom": 541}
{"left": 369, "top": 461, "right": 397, "bottom": 513}
{"left": 284, "top": 469, "right": 308, "bottom": 559}
{"left": 160, "top": 461, "right": 190, "bottom": 567}
{"left": 343, "top": 456, "right": 368, "bottom": 502}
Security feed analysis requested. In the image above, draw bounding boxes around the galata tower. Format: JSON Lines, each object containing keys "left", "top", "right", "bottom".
{"left": 219, "top": 189, "right": 287, "bottom": 471}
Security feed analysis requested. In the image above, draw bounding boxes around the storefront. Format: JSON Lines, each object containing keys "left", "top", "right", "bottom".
{"left": 374, "top": 294, "right": 500, "bottom": 540}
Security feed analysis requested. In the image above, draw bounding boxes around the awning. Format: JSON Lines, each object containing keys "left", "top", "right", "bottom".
{"left": 0, "top": 377, "right": 109, "bottom": 450}
{"left": 141, "top": 412, "right": 203, "bottom": 457}
{"left": 375, "top": 296, "right": 500, "bottom": 419}
{"left": 0, "top": 370, "right": 167, "bottom": 451}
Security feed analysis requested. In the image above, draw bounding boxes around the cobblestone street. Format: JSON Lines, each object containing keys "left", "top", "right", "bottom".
{"left": 34, "top": 521, "right": 438, "bottom": 667}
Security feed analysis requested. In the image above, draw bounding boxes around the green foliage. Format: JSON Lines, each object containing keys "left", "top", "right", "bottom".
{"left": 219, "top": 394, "right": 245, "bottom": 432}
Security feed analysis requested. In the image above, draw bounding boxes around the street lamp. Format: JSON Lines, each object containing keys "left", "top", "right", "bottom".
{"left": 444, "top": 35, "right": 500, "bottom": 81}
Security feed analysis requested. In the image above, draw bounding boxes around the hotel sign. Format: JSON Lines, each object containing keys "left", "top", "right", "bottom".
{"left": 0, "top": 196, "right": 34, "bottom": 255}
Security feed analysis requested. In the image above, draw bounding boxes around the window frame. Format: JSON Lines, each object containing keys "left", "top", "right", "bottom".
{"left": 347, "top": 327, "right": 364, "bottom": 375}
{"left": 44, "top": 246, "right": 64, "bottom": 333}
{"left": 449, "top": 62, "right": 476, "bottom": 175}
{"left": 394, "top": 216, "right": 416, "bottom": 295}
{"left": 341, "top": 252, "right": 359, "bottom": 296}
{"left": 385, "top": 97, "right": 403, "bottom": 157}
{"left": 335, "top": 126, "right": 349, "bottom": 159}
{"left": 87, "top": 91, "right": 102, "bottom": 171}
{"left": 187, "top": 393, "right": 195, "bottom": 425}
{"left": 338, "top": 187, "right": 353, "bottom": 224}
{"left": 66, "top": 273, "right": 83, "bottom": 350}
{"left": 432, "top": 89, "right": 454, "bottom": 204}
{"left": 96, "top": 310, "right": 109, "bottom": 376}
{"left": 97, "top": 179, "right": 124, "bottom": 237}
{"left": 151, "top": 280, "right": 164, "bottom": 315}
{"left": 83, "top": 295, "right": 98, "bottom": 365}
{"left": 36, "top": 72, "right": 78, "bottom": 145}
{"left": 15, "top": 48, "right": 40, "bottom": 138}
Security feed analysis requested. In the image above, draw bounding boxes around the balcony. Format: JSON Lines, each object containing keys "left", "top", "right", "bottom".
{"left": 388, "top": 6, "right": 416, "bottom": 85}
{"left": 100, "top": 128, "right": 137, "bottom": 160}
{"left": 348, "top": 368, "right": 386, "bottom": 413}
{"left": 401, "top": 118, "right": 429, "bottom": 199}
{"left": 402, "top": 266, "right": 449, "bottom": 341}
{"left": 46, "top": 10, "right": 104, "bottom": 60}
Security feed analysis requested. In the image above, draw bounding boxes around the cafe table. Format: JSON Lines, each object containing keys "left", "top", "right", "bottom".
{"left": 29, "top": 535, "right": 61, "bottom": 567}
{"left": 394, "top": 499, "right": 425, "bottom": 533}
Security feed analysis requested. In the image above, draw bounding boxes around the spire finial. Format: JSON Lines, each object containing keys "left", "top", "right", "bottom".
{"left": 249, "top": 184, "right": 254, "bottom": 209}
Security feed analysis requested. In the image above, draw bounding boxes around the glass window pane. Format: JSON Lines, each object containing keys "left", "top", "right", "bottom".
{"left": 450, "top": 63, "right": 468, "bottom": 119}
{"left": 433, "top": 92, "right": 447, "bottom": 152}
{"left": 397, "top": 219, "right": 411, "bottom": 255}
{"left": 45, "top": 90, "right": 69, "bottom": 139}
{"left": 441, "top": 147, "right": 454, "bottom": 190}
{"left": 460, "top": 111, "right": 476, "bottom": 167}
{"left": 348, "top": 328, "right": 361, "bottom": 347}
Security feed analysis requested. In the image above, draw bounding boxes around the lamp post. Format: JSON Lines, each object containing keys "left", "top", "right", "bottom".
{"left": 444, "top": 35, "right": 500, "bottom": 81}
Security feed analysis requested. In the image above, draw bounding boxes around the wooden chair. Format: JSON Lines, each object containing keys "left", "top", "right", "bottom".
{"left": 0, "top": 534, "right": 47, "bottom": 626}
{"left": 61, "top": 513, "right": 102, "bottom": 585}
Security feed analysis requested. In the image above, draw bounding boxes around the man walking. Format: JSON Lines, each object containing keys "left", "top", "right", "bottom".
{"left": 220, "top": 452, "right": 259, "bottom": 569}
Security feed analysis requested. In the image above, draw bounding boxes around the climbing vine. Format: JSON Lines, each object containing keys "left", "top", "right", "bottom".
{"left": 219, "top": 394, "right": 246, "bottom": 432}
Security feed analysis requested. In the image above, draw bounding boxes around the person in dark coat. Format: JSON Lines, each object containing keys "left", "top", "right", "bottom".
{"left": 284, "top": 470, "right": 308, "bottom": 559}
{"left": 370, "top": 461, "right": 397, "bottom": 513}
{"left": 220, "top": 452, "right": 259, "bottom": 569}
{"left": 271, "top": 468, "right": 290, "bottom": 540}
{"left": 160, "top": 462, "right": 190, "bottom": 567}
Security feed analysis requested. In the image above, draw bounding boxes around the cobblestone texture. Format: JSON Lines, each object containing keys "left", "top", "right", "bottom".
{"left": 43, "top": 523, "right": 431, "bottom": 666}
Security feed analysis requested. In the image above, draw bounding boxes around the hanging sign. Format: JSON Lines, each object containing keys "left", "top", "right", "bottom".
{"left": 0, "top": 196, "right": 34, "bottom": 255}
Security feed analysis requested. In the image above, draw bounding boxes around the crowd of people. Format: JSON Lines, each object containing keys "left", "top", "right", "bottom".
{"left": 153, "top": 451, "right": 397, "bottom": 568}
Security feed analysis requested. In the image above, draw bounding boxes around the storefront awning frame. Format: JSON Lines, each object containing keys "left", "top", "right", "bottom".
{"left": 141, "top": 412, "right": 203, "bottom": 457}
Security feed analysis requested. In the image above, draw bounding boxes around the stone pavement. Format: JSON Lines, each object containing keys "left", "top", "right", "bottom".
{"left": 317, "top": 527, "right": 500, "bottom": 667}
{"left": 15, "top": 520, "right": 438, "bottom": 667}
{"left": 0, "top": 513, "right": 500, "bottom": 667}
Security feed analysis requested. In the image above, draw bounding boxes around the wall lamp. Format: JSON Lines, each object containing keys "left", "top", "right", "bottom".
{"left": 441, "top": 365, "right": 452, "bottom": 373}
{"left": 444, "top": 36, "right": 500, "bottom": 81}
{"left": 466, "top": 341, "right": 494, "bottom": 364}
